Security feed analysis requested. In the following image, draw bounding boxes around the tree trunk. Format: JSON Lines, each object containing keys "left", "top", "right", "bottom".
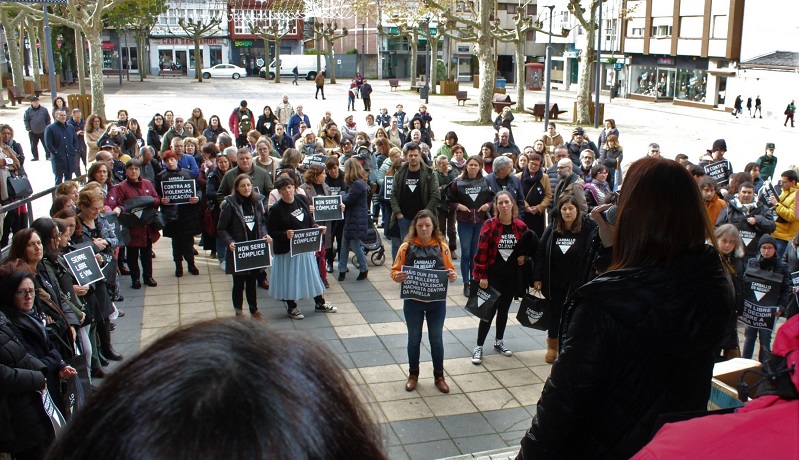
{"left": 75, "top": 28, "right": 87, "bottom": 94}
{"left": 575, "top": 8, "right": 596, "bottom": 125}
{"left": 194, "top": 39, "right": 203, "bottom": 82}
{"left": 324, "top": 38, "right": 336, "bottom": 84}
{"left": 429, "top": 35, "right": 437, "bottom": 96}
{"left": 274, "top": 39, "right": 282, "bottom": 83}
{"left": 409, "top": 30, "right": 418, "bottom": 87}
{"left": 264, "top": 39, "right": 270, "bottom": 82}
{"left": 0, "top": 12, "right": 26, "bottom": 88}
{"left": 19, "top": 24, "right": 27, "bottom": 78}
{"left": 86, "top": 33, "right": 107, "bottom": 120}
{"left": 475, "top": 40, "right": 495, "bottom": 123}
{"left": 138, "top": 34, "right": 146, "bottom": 81}
{"left": 27, "top": 22, "right": 40, "bottom": 81}
{"left": 514, "top": 40, "right": 525, "bottom": 113}
{"left": 38, "top": 22, "right": 48, "bottom": 74}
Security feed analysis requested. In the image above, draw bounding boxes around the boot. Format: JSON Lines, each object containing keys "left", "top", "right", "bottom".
{"left": 98, "top": 319, "right": 124, "bottom": 361}
{"left": 433, "top": 370, "right": 449, "bottom": 393}
{"left": 175, "top": 262, "right": 184, "bottom": 277}
{"left": 545, "top": 337, "right": 559, "bottom": 364}
{"left": 405, "top": 368, "right": 419, "bottom": 392}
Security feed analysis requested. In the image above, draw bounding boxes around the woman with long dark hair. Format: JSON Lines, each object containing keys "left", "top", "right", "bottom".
{"left": 202, "top": 115, "right": 228, "bottom": 144}
{"left": 85, "top": 114, "right": 105, "bottom": 162}
{"left": 479, "top": 142, "right": 496, "bottom": 174}
{"left": 217, "top": 174, "right": 271, "bottom": 320}
{"left": 518, "top": 152, "right": 551, "bottom": 237}
{"left": 146, "top": 113, "right": 169, "bottom": 156}
{"left": 256, "top": 106, "right": 279, "bottom": 137}
{"left": 205, "top": 152, "right": 231, "bottom": 268}
{"left": 519, "top": 157, "right": 735, "bottom": 459}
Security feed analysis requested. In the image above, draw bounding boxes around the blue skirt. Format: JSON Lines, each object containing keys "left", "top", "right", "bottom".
{"left": 270, "top": 252, "right": 325, "bottom": 301}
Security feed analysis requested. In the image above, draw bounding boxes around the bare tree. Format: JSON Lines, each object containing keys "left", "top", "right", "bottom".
{"left": 569, "top": 0, "right": 602, "bottom": 125}
{"left": 0, "top": 9, "right": 28, "bottom": 88}
{"left": 314, "top": 21, "right": 348, "bottom": 84}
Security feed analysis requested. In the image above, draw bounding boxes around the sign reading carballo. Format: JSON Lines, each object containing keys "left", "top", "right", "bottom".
{"left": 740, "top": 268, "right": 783, "bottom": 331}
{"left": 312, "top": 195, "right": 344, "bottom": 221}
{"left": 383, "top": 176, "right": 394, "bottom": 200}
{"left": 400, "top": 265, "right": 449, "bottom": 302}
{"left": 290, "top": 227, "right": 323, "bottom": 256}
{"left": 161, "top": 179, "right": 196, "bottom": 204}
{"left": 703, "top": 160, "right": 732, "bottom": 186}
{"left": 233, "top": 239, "right": 271, "bottom": 272}
{"left": 63, "top": 246, "right": 105, "bottom": 286}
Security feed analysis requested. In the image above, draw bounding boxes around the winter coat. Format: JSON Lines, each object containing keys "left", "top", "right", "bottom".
{"left": 446, "top": 176, "right": 494, "bottom": 224}
{"left": 756, "top": 154, "right": 778, "bottom": 182}
{"left": 147, "top": 125, "right": 168, "bottom": 153}
{"left": 155, "top": 167, "right": 202, "bottom": 238}
{"left": 215, "top": 166, "right": 274, "bottom": 205}
{"left": 705, "top": 195, "right": 727, "bottom": 226}
{"left": 23, "top": 105, "right": 50, "bottom": 134}
{"left": 160, "top": 127, "right": 187, "bottom": 154}
{"left": 202, "top": 126, "right": 227, "bottom": 144}
{"left": 567, "top": 140, "right": 598, "bottom": 168}
{"left": 473, "top": 216, "right": 537, "bottom": 295}
{"left": 546, "top": 165, "right": 560, "bottom": 193}
{"left": 98, "top": 131, "right": 137, "bottom": 157}
{"left": 715, "top": 198, "right": 776, "bottom": 259}
{"left": 598, "top": 146, "right": 623, "bottom": 189}
{"left": 519, "top": 245, "right": 733, "bottom": 460}
{"left": 518, "top": 167, "right": 552, "bottom": 213}
{"left": 44, "top": 120, "right": 79, "bottom": 177}
{"left": 0, "top": 312, "right": 51, "bottom": 454}
{"left": 217, "top": 194, "right": 268, "bottom": 275}
{"left": 271, "top": 133, "right": 294, "bottom": 156}
{"left": 597, "top": 127, "right": 619, "bottom": 150}
{"left": 552, "top": 172, "right": 588, "bottom": 213}
{"left": 533, "top": 215, "right": 598, "bottom": 299}
{"left": 106, "top": 178, "right": 162, "bottom": 248}
{"left": 189, "top": 115, "right": 208, "bottom": 134}
{"left": 256, "top": 114, "right": 279, "bottom": 137}
{"left": 745, "top": 255, "right": 793, "bottom": 314}
{"left": 773, "top": 185, "right": 798, "bottom": 242}
{"left": 434, "top": 168, "right": 458, "bottom": 214}
{"left": 228, "top": 108, "right": 254, "bottom": 138}
{"left": 389, "top": 162, "right": 440, "bottom": 229}
{"left": 287, "top": 113, "right": 311, "bottom": 138}
{"left": 341, "top": 179, "right": 369, "bottom": 241}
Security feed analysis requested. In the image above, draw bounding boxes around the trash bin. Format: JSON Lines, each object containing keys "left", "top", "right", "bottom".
{"left": 420, "top": 85, "right": 429, "bottom": 100}
{"left": 496, "top": 78, "right": 506, "bottom": 89}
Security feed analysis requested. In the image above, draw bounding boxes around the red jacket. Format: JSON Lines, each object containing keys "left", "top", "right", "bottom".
{"left": 106, "top": 179, "right": 161, "bottom": 248}
{"left": 472, "top": 216, "right": 528, "bottom": 280}
{"left": 229, "top": 108, "right": 254, "bottom": 137}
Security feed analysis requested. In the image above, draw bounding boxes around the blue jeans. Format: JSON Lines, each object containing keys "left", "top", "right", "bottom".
{"left": 391, "top": 236, "right": 402, "bottom": 262}
{"left": 216, "top": 239, "right": 227, "bottom": 263}
{"left": 398, "top": 216, "right": 412, "bottom": 242}
{"left": 339, "top": 238, "right": 368, "bottom": 273}
{"left": 774, "top": 238, "right": 789, "bottom": 259}
{"left": 404, "top": 299, "right": 446, "bottom": 372}
{"left": 742, "top": 325, "right": 773, "bottom": 361}
{"left": 457, "top": 221, "right": 483, "bottom": 285}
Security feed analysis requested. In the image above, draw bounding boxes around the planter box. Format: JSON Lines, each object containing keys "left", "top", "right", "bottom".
{"left": 439, "top": 80, "right": 459, "bottom": 95}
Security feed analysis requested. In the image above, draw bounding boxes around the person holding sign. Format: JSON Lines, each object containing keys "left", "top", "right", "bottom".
{"left": 446, "top": 156, "right": 495, "bottom": 296}
{"left": 534, "top": 195, "right": 598, "bottom": 364}
{"left": 741, "top": 235, "right": 792, "bottom": 361}
{"left": 267, "top": 176, "right": 336, "bottom": 320}
{"left": 337, "top": 159, "right": 369, "bottom": 281}
{"left": 300, "top": 164, "right": 335, "bottom": 287}
{"left": 217, "top": 174, "right": 272, "bottom": 321}
{"left": 769, "top": 170, "right": 798, "bottom": 258}
{"left": 715, "top": 181, "right": 775, "bottom": 260}
{"left": 470, "top": 191, "right": 537, "bottom": 364}
{"left": 390, "top": 210, "right": 457, "bottom": 394}
{"left": 156, "top": 150, "right": 202, "bottom": 277}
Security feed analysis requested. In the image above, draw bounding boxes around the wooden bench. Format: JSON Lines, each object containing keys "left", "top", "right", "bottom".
{"left": 491, "top": 93, "right": 515, "bottom": 114}
{"left": 410, "top": 85, "right": 423, "bottom": 92}
{"left": 103, "top": 69, "right": 130, "bottom": 77}
{"left": 31, "top": 82, "right": 44, "bottom": 98}
{"left": 389, "top": 78, "right": 399, "bottom": 91}
{"left": 7, "top": 86, "right": 26, "bottom": 106}
{"left": 158, "top": 69, "right": 182, "bottom": 78}
{"left": 455, "top": 91, "right": 470, "bottom": 106}
{"left": 529, "top": 102, "right": 568, "bottom": 121}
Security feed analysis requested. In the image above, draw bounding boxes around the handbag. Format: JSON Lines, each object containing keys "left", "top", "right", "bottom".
{"left": 102, "top": 211, "right": 131, "bottom": 247}
{"left": 6, "top": 170, "right": 33, "bottom": 198}
{"left": 61, "top": 353, "right": 90, "bottom": 421}
{"left": 464, "top": 279, "right": 500, "bottom": 322}
{"left": 151, "top": 210, "right": 166, "bottom": 231}
{"left": 516, "top": 289, "right": 550, "bottom": 331}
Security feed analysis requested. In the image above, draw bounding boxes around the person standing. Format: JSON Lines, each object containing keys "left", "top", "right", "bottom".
{"left": 160, "top": 116, "right": 187, "bottom": 154}
{"left": 754, "top": 95, "right": 762, "bottom": 118}
{"left": 44, "top": 108, "right": 79, "bottom": 185}
{"left": 434, "top": 155, "right": 459, "bottom": 260}
{"left": 292, "top": 66, "right": 299, "bottom": 85}
{"left": 361, "top": 79, "right": 373, "bottom": 112}
{"left": 769, "top": 170, "right": 798, "bottom": 258}
{"left": 287, "top": 105, "right": 311, "bottom": 139}
{"left": 229, "top": 101, "right": 254, "bottom": 149}
{"left": 714, "top": 182, "right": 775, "bottom": 260}
{"left": 215, "top": 148, "right": 273, "bottom": 205}
{"left": 389, "top": 143, "right": 440, "bottom": 258}
{"left": 23, "top": 96, "right": 51, "bottom": 161}
{"left": 391, "top": 210, "right": 457, "bottom": 394}
{"left": 471, "top": 191, "right": 536, "bottom": 364}
{"left": 275, "top": 95, "right": 294, "bottom": 129}
{"left": 315, "top": 72, "right": 326, "bottom": 99}
{"left": 67, "top": 108, "right": 87, "bottom": 170}
{"left": 746, "top": 97, "right": 753, "bottom": 117}
{"left": 337, "top": 159, "right": 370, "bottom": 281}
{"left": 784, "top": 100, "right": 795, "bottom": 127}
{"left": 217, "top": 174, "right": 271, "bottom": 320}
{"left": 518, "top": 152, "right": 551, "bottom": 237}
{"left": 732, "top": 95, "right": 743, "bottom": 118}
{"left": 347, "top": 81, "right": 357, "bottom": 111}
{"left": 757, "top": 142, "right": 778, "bottom": 180}
{"left": 493, "top": 107, "right": 515, "bottom": 145}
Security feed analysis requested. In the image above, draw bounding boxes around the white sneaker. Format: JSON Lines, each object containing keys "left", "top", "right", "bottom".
{"left": 219, "top": 261, "right": 226, "bottom": 272}
{"left": 314, "top": 302, "right": 337, "bottom": 313}
{"left": 288, "top": 307, "right": 305, "bottom": 320}
{"left": 471, "top": 346, "right": 483, "bottom": 364}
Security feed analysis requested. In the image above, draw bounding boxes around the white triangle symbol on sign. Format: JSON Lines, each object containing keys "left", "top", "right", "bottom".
{"left": 742, "top": 237, "right": 752, "bottom": 247}
{"left": 246, "top": 222, "right": 255, "bottom": 231}
{"left": 408, "top": 185, "right": 417, "bottom": 192}
{"left": 558, "top": 245, "right": 571, "bottom": 253}
{"left": 469, "top": 193, "right": 479, "bottom": 202}
{"left": 477, "top": 296, "right": 486, "bottom": 307}
{"left": 754, "top": 291, "right": 766, "bottom": 301}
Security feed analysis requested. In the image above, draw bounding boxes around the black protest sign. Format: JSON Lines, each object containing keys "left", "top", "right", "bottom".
{"left": 740, "top": 268, "right": 783, "bottom": 331}
{"left": 383, "top": 176, "right": 394, "bottom": 200}
{"left": 161, "top": 179, "right": 196, "bottom": 204}
{"left": 400, "top": 265, "right": 449, "bottom": 302}
{"left": 304, "top": 154, "right": 328, "bottom": 167}
{"left": 312, "top": 195, "right": 344, "bottom": 221}
{"left": 63, "top": 246, "right": 105, "bottom": 286}
{"left": 761, "top": 180, "right": 779, "bottom": 203}
{"left": 792, "top": 271, "right": 799, "bottom": 290}
{"left": 703, "top": 160, "right": 731, "bottom": 186}
{"left": 233, "top": 239, "right": 271, "bottom": 272}
{"left": 290, "top": 227, "right": 323, "bottom": 257}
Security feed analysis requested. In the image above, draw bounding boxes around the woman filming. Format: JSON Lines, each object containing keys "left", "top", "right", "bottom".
{"left": 391, "top": 210, "right": 457, "bottom": 394}
{"left": 217, "top": 174, "right": 271, "bottom": 321}
{"left": 518, "top": 157, "right": 735, "bottom": 459}
{"left": 470, "top": 191, "right": 536, "bottom": 364}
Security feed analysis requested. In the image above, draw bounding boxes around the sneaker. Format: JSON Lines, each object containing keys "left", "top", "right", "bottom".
{"left": 314, "top": 302, "right": 337, "bottom": 313}
{"left": 494, "top": 340, "right": 513, "bottom": 356}
{"left": 288, "top": 307, "right": 305, "bottom": 320}
{"left": 471, "top": 346, "right": 483, "bottom": 364}
{"left": 219, "top": 261, "right": 226, "bottom": 272}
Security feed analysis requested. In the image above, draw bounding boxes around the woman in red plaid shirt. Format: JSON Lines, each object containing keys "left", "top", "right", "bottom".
{"left": 470, "top": 191, "right": 538, "bottom": 364}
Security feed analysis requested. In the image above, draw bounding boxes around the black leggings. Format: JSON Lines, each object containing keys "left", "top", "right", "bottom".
{"left": 548, "top": 287, "right": 568, "bottom": 339}
{"left": 233, "top": 272, "right": 258, "bottom": 313}
{"left": 477, "top": 290, "right": 514, "bottom": 346}
{"left": 171, "top": 234, "right": 195, "bottom": 264}
{"left": 128, "top": 244, "right": 153, "bottom": 281}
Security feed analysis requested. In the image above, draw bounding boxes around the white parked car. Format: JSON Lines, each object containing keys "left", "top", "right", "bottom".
{"left": 201, "top": 64, "right": 247, "bottom": 79}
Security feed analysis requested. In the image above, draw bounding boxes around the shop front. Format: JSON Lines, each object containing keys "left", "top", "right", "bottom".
{"left": 148, "top": 37, "right": 228, "bottom": 77}
{"left": 627, "top": 55, "right": 710, "bottom": 106}
{"left": 230, "top": 39, "right": 298, "bottom": 77}
{"left": 100, "top": 31, "right": 139, "bottom": 75}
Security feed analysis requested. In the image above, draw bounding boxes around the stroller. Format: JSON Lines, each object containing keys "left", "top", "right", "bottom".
{"left": 352, "top": 214, "right": 386, "bottom": 268}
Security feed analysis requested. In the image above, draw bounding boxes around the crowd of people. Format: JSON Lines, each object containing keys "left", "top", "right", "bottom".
{"left": 1, "top": 91, "right": 798, "bottom": 458}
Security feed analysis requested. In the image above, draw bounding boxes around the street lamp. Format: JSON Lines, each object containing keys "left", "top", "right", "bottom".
{"left": 361, "top": 23, "right": 366, "bottom": 77}
{"left": 543, "top": 5, "right": 555, "bottom": 131}
{"left": 594, "top": 2, "right": 602, "bottom": 128}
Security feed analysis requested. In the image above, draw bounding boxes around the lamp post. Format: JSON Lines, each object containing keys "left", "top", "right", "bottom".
{"left": 594, "top": 2, "right": 602, "bottom": 128}
{"left": 543, "top": 5, "right": 555, "bottom": 131}
{"left": 361, "top": 23, "right": 366, "bottom": 76}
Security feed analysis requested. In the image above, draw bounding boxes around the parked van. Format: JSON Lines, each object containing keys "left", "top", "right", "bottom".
{"left": 260, "top": 55, "right": 327, "bottom": 80}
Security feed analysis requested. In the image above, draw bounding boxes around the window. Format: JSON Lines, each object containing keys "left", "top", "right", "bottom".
{"left": 675, "top": 69, "right": 707, "bottom": 102}
{"left": 651, "top": 25, "right": 672, "bottom": 37}
{"left": 679, "top": 16, "right": 703, "bottom": 38}
{"left": 712, "top": 15, "right": 728, "bottom": 38}
{"left": 507, "top": 4, "right": 516, "bottom": 14}
{"left": 630, "top": 27, "right": 644, "bottom": 37}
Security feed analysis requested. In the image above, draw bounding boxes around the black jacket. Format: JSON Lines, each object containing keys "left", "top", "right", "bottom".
{"left": 0, "top": 312, "right": 52, "bottom": 454}
{"left": 715, "top": 199, "right": 776, "bottom": 260}
{"left": 533, "top": 215, "right": 598, "bottom": 299}
{"left": 217, "top": 194, "right": 268, "bottom": 275}
{"left": 520, "top": 246, "right": 733, "bottom": 460}
{"left": 155, "top": 167, "right": 202, "bottom": 238}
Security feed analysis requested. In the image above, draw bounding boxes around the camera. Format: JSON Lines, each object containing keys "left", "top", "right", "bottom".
{"left": 601, "top": 205, "right": 618, "bottom": 226}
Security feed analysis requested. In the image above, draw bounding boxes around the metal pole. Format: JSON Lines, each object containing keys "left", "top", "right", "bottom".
{"left": 361, "top": 23, "right": 365, "bottom": 76}
{"left": 543, "top": 5, "right": 554, "bottom": 131}
{"left": 42, "top": 5, "right": 58, "bottom": 101}
{"left": 424, "top": 34, "right": 430, "bottom": 104}
{"left": 594, "top": 2, "right": 602, "bottom": 128}
{"left": 124, "top": 29, "right": 129, "bottom": 81}
{"left": 118, "top": 33, "right": 123, "bottom": 86}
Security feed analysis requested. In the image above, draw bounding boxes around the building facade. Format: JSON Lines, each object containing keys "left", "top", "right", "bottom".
{"left": 227, "top": 2, "right": 304, "bottom": 76}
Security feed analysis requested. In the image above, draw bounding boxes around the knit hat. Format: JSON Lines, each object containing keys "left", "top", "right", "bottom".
{"left": 758, "top": 234, "right": 778, "bottom": 250}
{"left": 711, "top": 139, "right": 727, "bottom": 152}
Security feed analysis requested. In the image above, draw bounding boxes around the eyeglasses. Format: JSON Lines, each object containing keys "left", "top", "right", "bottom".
{"left": 89, "top": 205, "right": 104, "bottom": 212}
{"left": 556, "top": 166, "right": 569, "bottom": 170}
{"left": 15, "top": 289, "right": 35, "bottom": 298}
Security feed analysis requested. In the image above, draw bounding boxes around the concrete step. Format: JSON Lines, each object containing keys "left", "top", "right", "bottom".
{"left": 437, "top": 447, "right": 519, "bottom": 460}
